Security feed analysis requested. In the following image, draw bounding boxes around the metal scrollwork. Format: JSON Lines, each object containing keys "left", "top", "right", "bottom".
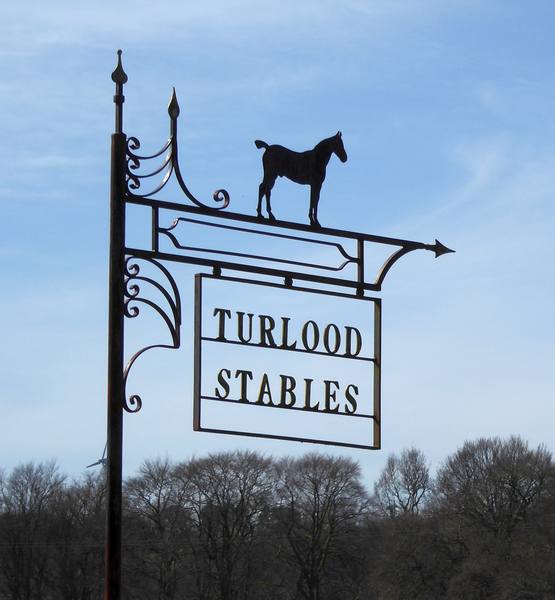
{"left": 125, "top": 89, "right": 230, "bottom": 211}
{"left": 123, "top": 256, "right": 182, "bottom": 413}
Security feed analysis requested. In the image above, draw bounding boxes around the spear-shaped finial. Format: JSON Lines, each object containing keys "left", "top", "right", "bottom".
{"left": 111, "top": 49, "right": 128, "bottom": 85}
{"left": 168, "top": 87, "right": 180, "bottom": 120}
{"left": 112, "top": 50, "right": 128, "bottom": 134}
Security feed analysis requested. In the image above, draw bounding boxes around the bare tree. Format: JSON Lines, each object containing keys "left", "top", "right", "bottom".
{"left": 273, "top": 453, "right": 368, "bottom": 600}
{"left": 0, "top": 461, "right": 65, "bottom": 600}
{"left": 0, "top": 439, "right": 551, "bottom": 600}
{"left": 124, "top": 458, "right": 188, "bottom": 600}
{"left": 175, "top": 451, "right": 274, "bottom": 600}
{"left": 436, "top": 436, "right": 552, "bottom": 538}
{"left": 372, "top": 447, "right": 431, "bottom": 518}
{"left": 435, "top": 436, "right": 555, "bottom": 599}
{"left": 50, "top": 471, "right": 106, "bottom": 600}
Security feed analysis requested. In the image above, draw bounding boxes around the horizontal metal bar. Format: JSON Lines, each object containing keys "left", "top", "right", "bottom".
{"left": 201, "top": 396, "right": 374, "bottom": 419}
{"left": 126, "top": 195, "right": 426, "bottom": 248}
{"left": 125, "top": 247, "right": 382, "bottom": 291}
{"left": 165, "top": 217, "right": 356, "bottom": 260}
{"left": 200, "top": 337, "right": 375, "bottom": 362}
{"left": 194, "top": 425, "right": 378, "bottom": 450}
{"left": 198, "top": 273, "right": 380, "bottom": 302}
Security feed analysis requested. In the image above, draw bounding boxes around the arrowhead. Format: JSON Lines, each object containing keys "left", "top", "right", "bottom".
{"left": 432, "top": 239, "right": 455, "bottom": 258}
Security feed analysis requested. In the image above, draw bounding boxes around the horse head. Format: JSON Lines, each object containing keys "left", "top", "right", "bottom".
{"left": 334, "top": 131, "right": 348, "bottom": 163}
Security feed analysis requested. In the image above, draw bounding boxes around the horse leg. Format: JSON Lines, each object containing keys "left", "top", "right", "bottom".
{"left": 266, "top": 188, "right": 276, "bottom": 221}
{"left": 257, "top": 182, "right": 265, "bottom": 218}
{"left": 258, "top": 174, "right": 277, "bottom": 220}
{"left": 309, "top": 183, "right": 322, "bottom": 227}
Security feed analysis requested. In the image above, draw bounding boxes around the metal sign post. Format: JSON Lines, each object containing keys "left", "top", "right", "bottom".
{"left": 105, "top": 51, "right": 127, "bottom": 600}
{"left": 104, "top": 50, "right": 453, "bottom": 599}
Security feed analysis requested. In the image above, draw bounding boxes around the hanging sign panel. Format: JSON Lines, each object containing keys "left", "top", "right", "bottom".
{"left": 193, "top": 274, "right": 381, "bottom": 449}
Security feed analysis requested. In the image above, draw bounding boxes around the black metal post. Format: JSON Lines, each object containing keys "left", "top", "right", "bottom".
{"left": 105, "top": 51, "right": 127, "bottom": 600}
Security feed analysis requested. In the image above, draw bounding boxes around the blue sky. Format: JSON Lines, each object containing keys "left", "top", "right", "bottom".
{"left": 1, "top": 1, "right": 554, "bottom": 483}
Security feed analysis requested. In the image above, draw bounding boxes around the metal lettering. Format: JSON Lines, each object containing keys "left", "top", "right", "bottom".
{"left": 259, "top": 315, "right": 277, "bottom": 347}
{"left": 279, "top": 374, "right": 296, "bottom": 407}
{"left": 236, "top": 312, "right": 254, "bottom": 343}
{"left": 215, "top": 368, "right": 231, "bottom": 399}
{"left": 345, "top": 326, "right": 362, "bottom": 357}
{"left": 280, "top": 317, "right": 297, "bottom": 350}
{"left": 257, "top": 373, "right": 273, "bottom": 405}
{"left": 213, "top": 308, "right": 232, "bottom": 341}
{"left": 301, "top": 320, "right": 320, "bottom": 351}
{"left": 235, "top": 369, "right": 253, "bottom": 402}
{"left": 303, "top": 378, "right": 319, "bottom": 411}
{"left": 323, "top": 380, "right": 341, "bottom": 413}
{"left": 345, "top": 384, "right": 359, "bottom": 414}
{"left": 323, "top": 323, "right": 341, "bottom": 354}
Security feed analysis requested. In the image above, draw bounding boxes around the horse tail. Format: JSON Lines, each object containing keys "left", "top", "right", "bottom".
{"left": 254, "top": 140, "right": 268, "bottom": 150}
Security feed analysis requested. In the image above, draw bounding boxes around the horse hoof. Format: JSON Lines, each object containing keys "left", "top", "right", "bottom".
{"left": 268, "top": 213, "right": 276, "bottom": 221}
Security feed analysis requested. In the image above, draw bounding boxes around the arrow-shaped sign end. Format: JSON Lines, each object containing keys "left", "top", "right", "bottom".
{"left": 432, "top": 239, "right": 455, "bottom": 258}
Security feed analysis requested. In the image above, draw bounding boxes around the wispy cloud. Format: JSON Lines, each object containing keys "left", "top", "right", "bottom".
{"left": 1, "top": 0, "right": 479, "bottom": 55}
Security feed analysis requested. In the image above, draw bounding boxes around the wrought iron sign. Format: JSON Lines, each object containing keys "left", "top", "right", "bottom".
{"left": 104, "top": 50, "right": 454, "bottom": 599}
{"left": 194, "top": 275, "right": 381, "bottom": 449}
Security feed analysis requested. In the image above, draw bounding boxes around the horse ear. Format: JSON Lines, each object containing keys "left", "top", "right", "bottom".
{"left": 337, "top": 130, "right": 342, "bottom": 137}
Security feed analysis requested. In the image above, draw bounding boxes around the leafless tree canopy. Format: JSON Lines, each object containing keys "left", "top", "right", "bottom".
{"left": 0, "top": 436, "right": 553, "bottom": 600}
{"left": 372, "top": 447, "right": 431, "bottom": 518}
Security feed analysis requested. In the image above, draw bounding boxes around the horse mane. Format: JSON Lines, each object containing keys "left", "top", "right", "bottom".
{"left": 315, "top": 134, "right": 336, "bottom": 148}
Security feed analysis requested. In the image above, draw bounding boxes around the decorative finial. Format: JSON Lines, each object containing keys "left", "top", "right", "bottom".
{"left": 111, "top": 49, "right": 128, "bottom": 85}
{"left": 168, "top": 88, "right": 180, "bottom": 119}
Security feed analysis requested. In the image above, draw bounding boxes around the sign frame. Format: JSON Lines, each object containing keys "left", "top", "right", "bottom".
{"left": 193, "top": 273, "right": 382, "bottom": 450}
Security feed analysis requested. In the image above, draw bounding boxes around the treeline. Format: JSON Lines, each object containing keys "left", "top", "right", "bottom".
{"left": 0, "top": 436, "right": 554, "bottom": 600}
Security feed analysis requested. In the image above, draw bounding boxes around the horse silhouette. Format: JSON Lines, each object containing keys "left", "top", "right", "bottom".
{"left": 255, "top": 132, "right": 347, "bottom": 227}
